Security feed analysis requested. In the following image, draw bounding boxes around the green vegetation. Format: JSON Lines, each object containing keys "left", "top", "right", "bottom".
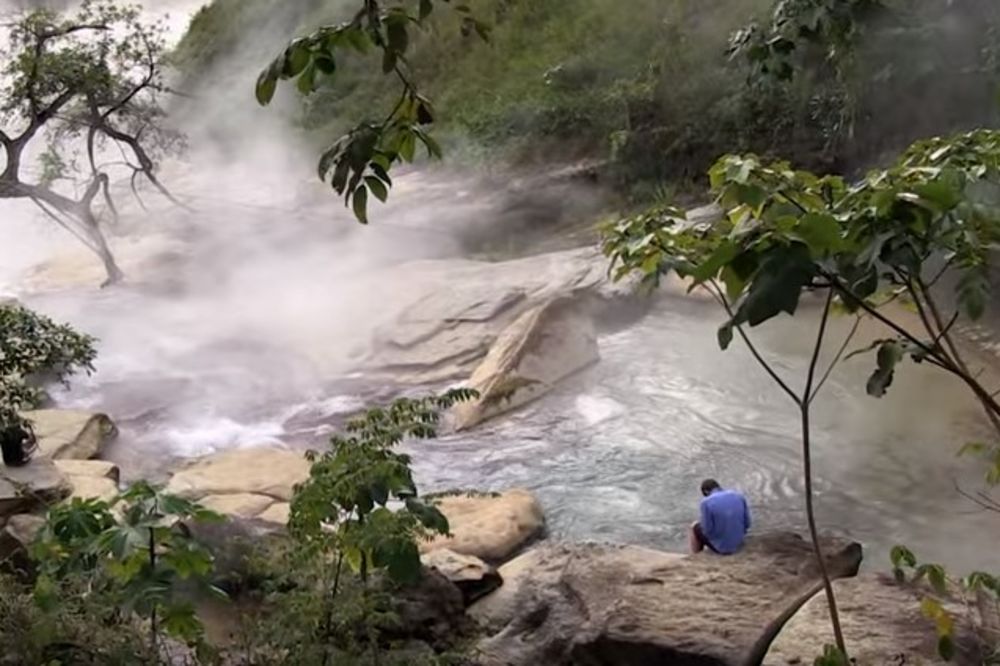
{"left": 0, "top": 303, "right": 95, "bottom": 432}
{"left": 0, "top": 391, "right": 477, "bottom": 665}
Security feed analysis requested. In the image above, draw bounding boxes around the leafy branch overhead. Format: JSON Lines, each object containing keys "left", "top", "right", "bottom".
{"left": 604, "top": 129, "right": 1000, "bottom": 402}
{"left": 255, "top": 0, "right": 490, "bottom": 223}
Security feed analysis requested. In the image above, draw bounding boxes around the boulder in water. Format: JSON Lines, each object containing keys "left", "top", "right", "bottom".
{"left": 422, "top": 490, "right": 545, "bottom": 562}
{"left": 472, "top": 532, "right": 863, "bottom": 666}
{"left": 52, "top": 459, "right": 120, "bottom": 482}
{"left": 452, "top": 298, "right": 599, "bottom": 430}
{"left": 24, "top": 410, "right": 118, "bottom": 460}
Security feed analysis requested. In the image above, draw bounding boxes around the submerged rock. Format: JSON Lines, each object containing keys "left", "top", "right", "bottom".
{"left": 472, "top": 532, "right": 863, "bottom": 666}
{"left": 0, "top": 459, "right": 71, "bottom": 518}
{"left": 24, "top": 409, "right": 118, "bottom": 460}
{"left": 422, "top": 548, "right": 502, "bottom": 605}
{"left": 452, "top": 298, "right": 599, "bottom": 430}
{"left": 422, "top": 490, "right": 545, "bottom": 563}
{"left": 766, "top": 574, "right": 989, "bottom": 665}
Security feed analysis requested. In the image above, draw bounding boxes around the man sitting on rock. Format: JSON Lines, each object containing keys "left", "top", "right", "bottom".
{"left": 688, "top": 478, "right": 750, "bottom": 555}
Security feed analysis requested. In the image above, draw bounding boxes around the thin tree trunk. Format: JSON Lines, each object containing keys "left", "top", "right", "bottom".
{"left": 148, "top": 526, "right": 158, "bottom": 665}
{"left": 803, "top": 289, "right": 848, "bottom": 657}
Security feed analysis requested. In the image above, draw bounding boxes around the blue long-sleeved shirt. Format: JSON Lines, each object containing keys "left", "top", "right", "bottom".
{"left": 699, "top": 488, "right": 751, "bottom": 554}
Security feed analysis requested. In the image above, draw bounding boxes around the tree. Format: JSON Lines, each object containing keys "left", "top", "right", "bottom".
{"left": 602, "top": 128, "right": 1000, "bottom": 660}
{"left": 0, "top": 0, "right": 184, "bottom": 285}
{"left": 256, "top": 0, "right": 489, "bottom": 223}
{"left": 0, "top": 302, "right": 95, "bottom": 433}
{"left": 288, "top": 388, "right": 477, "bottom": 665}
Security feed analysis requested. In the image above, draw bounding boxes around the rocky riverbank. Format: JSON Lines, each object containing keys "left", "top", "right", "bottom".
{"left": 0, "top": 425, "right": 990, "bottom": 664}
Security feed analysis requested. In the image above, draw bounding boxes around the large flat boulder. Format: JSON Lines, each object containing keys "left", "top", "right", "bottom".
{"left": 165, "top": 446, "right": 310, "bottom": 502}
{"left": 24, "top": 409, "right": 118, "bottom": 460}
{"left": 366, "top": 247, "right": 637, "bottom": 384}
{"left": 452, "top": 299, "right": 599, "bottom": 430}
{"left": 165, "top": 447, "right": 308, "bottom": 529}
{"left": 473, "top": 532, "right": 863, "bottom": 666}
{"left": 0, "top": 459, "right": 72, "bottom": 518}
{"left": 422, "top": 490, "right": 545, "bottom": 562}
{"left": 766, "top": 574, "right": 989, "bottom": 665}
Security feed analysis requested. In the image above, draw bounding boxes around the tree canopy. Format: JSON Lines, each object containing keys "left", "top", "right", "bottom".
{"left": 0, "top": 0, "right": 182, "bottom": 284}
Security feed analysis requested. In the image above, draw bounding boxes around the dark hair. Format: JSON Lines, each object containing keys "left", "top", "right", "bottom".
{"left": 700, "top": 479, "right": 721, "bottom": 496}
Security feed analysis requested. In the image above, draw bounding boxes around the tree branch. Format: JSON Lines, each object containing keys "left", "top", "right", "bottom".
{"left": 810, "top": 314, "right": 862, "bottom": 404}
{"left": 702, "top": 280, "right": 802, "bottom": 406}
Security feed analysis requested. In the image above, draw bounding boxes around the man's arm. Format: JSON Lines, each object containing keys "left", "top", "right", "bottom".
{"left": 700, "top": 499, "right": 714, "bottom": 537}
{"left": 743, "top": 496, "right": 752, "bottom": 532}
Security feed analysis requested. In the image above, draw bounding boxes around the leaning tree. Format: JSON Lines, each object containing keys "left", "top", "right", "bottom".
{"left": 0, "top": 0, "right": 183, "bottom": 285}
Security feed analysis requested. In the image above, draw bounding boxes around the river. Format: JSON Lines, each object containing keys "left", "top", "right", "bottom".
{"left": 2, "top": 0, "right": 999, "bottom": 576}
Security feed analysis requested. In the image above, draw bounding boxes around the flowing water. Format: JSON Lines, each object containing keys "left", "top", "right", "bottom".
{"left": 2, "top": 0, "right": 1000, "bottom": 576}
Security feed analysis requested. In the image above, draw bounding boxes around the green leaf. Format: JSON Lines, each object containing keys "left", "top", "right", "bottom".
{"left": 352, "top": 185, "right": 369, "bottom": 224}
{"left": 937, "top": 634, "right": 956, "bottom": 661}
{"left": 795, "top": 213, "right": 842, "bottom": 255}
{"left": 691, "top": 240, "right": 738, "bottom": 283}
{"left": 890, "top": 544, "right": 917, "bottom": 569}
{"left": 387, "top": 20, "right": 409, "bottom": 55}
{"left": 866, "top": 341, "right": 903, "bottom": 397}
{"left": 365, "top": 176, "right": 389, "bottom": 202}
{"left": 255, "top": 68, "right": 278, "bottom": 106}
{"left": 730, "top": 244, "right": 815, "bottom": 328}
{"left": 419, "top": 0, "right": 433, "bottom": 20}
{"left": 283, "top": 42, "right": 311, "bottom": 77}
{"left": 382, "top": 48, "right": 398, "bottom": 74}
{"left": 296, "top": 62, "right": 317, "bottom": 94}
{"left": 718, "top": 323, "right": 734, "bottom": 350}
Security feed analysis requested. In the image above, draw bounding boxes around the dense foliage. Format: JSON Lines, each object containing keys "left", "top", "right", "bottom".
{"left": 0, "top": 303, "right": 96, "bottom": 431}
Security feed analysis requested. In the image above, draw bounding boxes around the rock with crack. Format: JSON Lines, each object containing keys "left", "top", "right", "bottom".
{"left": 451, "top": 298, "right": 599, "bottom": 430}
{"left": 365, "top": 247, "right": 639, "bottom": 385}
{"left": 23, "top": 409, "right": 118, "bottom": 460}
{"left": 55, "top": 459, "right": 121, "bottom": 503}
{"left": 472, "top": 532, "right": 863, "bottom": 666}
{"left": 422, "top": 490, "right": 545, "bottom": 563}
{"left": 165, "top": 447, "right": 308, "bottom": 527}
{"left": 422, "top": 548, "right": 502, "bottom": 605}
{"left": 765, "top": 574, "right": 991, "bottom": 665}
{"left": 0, "top": 459, "right": 71, "bottom": 519}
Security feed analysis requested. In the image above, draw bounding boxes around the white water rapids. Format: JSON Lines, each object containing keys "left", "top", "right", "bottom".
{"left": 1, "top": 1, "right": 999, "bottom": 574}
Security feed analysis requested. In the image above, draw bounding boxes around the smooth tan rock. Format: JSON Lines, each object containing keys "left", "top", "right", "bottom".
{"left": 0, "top": 459, "right": 72, "bottom": 518}
{"left": 66, "top": 475, "right": 119, "bottom": 503}
{"left": 199, "top": 493, "right": 276, "bottom": 519}
{"left": 256, "top": 501, "right": 290, "bottom": 526}
{"left": 53, "top": 459, "right": 120, "bottom": 482}
{"left": 422, "top": 548, "right": 502, "bottom": 605}
{"left": 24, "top": 410, "right": 117, "bottom": 460}
{"left": 474, "top": 532, "right": 863, "bottom": 666}
{"left": 766, "top": 574, "right": 988, "bottom": 665}
{"left": 165, "top": 447, "right": 310, "bottom": 502}
{"left": 452, "top": 299, "right": 599, "bottom": 430}
{"left": 422, "top": 490, "right": 544, "bottom": 562}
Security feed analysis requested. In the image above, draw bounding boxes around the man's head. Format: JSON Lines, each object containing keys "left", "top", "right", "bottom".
{"left": 700, "top": 478, "right": 721, "bottom": 497}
